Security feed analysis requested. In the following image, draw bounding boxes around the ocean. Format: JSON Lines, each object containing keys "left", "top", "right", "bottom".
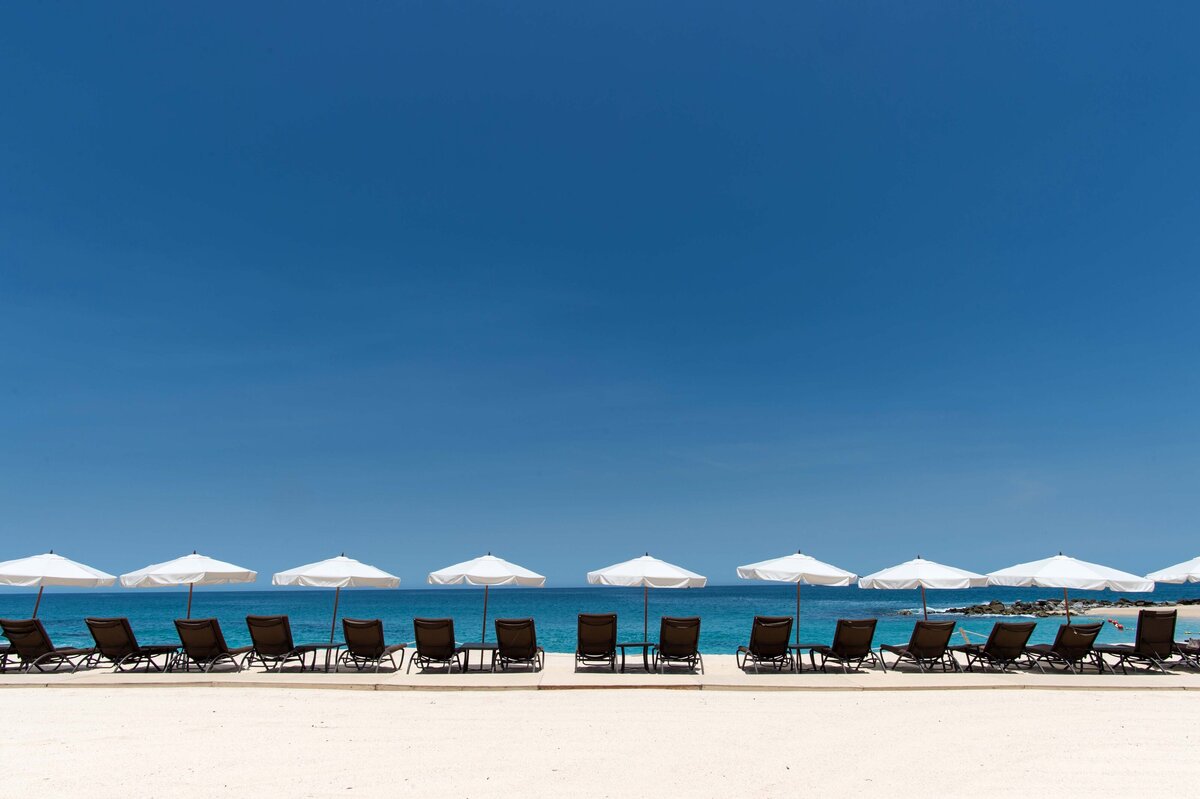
{"left": 3, "top": 583, "right": 1197, "bottom": 655}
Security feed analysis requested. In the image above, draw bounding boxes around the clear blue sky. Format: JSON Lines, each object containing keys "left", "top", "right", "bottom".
{"left": 1, "top": 3, "right": 1197, "bottom": 587}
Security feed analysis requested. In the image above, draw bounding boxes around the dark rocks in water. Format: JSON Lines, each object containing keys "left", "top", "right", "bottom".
{"left": 940, "top": 597, "right": 1199, "bottom": 617}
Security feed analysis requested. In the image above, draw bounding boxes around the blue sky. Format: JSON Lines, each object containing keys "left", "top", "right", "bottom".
{"left": 1, "top": 3, "right": 1197, "bottom": 586}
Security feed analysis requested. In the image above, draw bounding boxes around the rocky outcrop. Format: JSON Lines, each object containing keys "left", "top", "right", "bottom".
{"left": 937, "top": 597, "right": 1200, "bottom": 617}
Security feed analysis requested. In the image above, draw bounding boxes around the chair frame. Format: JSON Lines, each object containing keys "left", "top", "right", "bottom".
{"left": 494, "top": 618, "right": 545, "bottom": 672}
{"left": 575, "top": 613, "right": 618, "bottom": 672}
{"left": 80, "top": 617, "right": 178, "bottom": 672}
{"left": 1095, "top": 610, "right": 1181, "bottom": 675}
{"left": 337, "top": 618, "right": 406, "bottom": 673}
{"left": 652, "top": 616, "right": 704, "bottom": 674}
{"left": 735, "top": 616, "right": 795, "bottom": 673}
{"left": 950, "top": 621, "right": 1037, "bottom": 673}
{"left": 243, "top": 615, "right": 322, "bottom": 672}
{"left": 170, "top": 618, "right": 251, "bottom": 673}
{"left": 809, "top": 619, "right": 881, "bottom": 673}
{"left": 0, "top": 618, "right": 95, "bottom": 673}
{"left": 406, "top": 618, "right": 465, "bottom": 673}
{"left": 1023, "top": 622, "right": 1106, "bottom": 675}
{"left": 879, "top": 620, "right": 959, "bottom": 673}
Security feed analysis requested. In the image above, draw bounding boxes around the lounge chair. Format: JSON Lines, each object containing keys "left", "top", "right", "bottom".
{"left": 652, "top": 616, "right": 703, "bottom": 674}
{"left": 0, "top": 618, "right": 95, "bottom": 673}
{"left": 337, "top": 618, "right": 406, "bottom": 672}
{"left": 1024, "top": 622, "right": 1104, "bottom": 674}
{"left": 949, "top": 621, "right": 1036, "bottom": 672}
{"left": 735, "top": 616, "right": 795, "bottom": 673}
{"left": 494, "top": 618, "right": 544, "bottom": 671}
{"left": 83, "top": 617, "right": 178, "bottom": 672}
{"left": 808, "top": 619, "right": 880, "bottom": 673}
{"left": 1094, "top": 610, "right": 1179, "bottom": 674}
{"left": 407, "top": 618, "right": 465, "bottom": 673}
{"left": 244, "top": 615, "right": 324, "bottom": 672}
{"left": 575, "top": 613, "right": 618, "bottom": 672}
{"left": 172, "top": 618, "right": 253, "bottom": 672}
{"left": 0, "top": 644, "right": 10, "bottom": 671}
{"left": 879, "top": 620, "right": 958, "bottom": 672}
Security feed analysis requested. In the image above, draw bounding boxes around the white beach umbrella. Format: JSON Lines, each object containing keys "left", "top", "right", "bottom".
{"left": 987, "top": 553, "right": 1154, "bottom": 623}
{"left": 273, "top": 554, "right": 400, "bottom": 642}
{"left": 587, "top": 554, "right": 707, "bottom": 639}
{"left": 858, "top": 556, "right": 987, "bottom": 620}
{"left": 427, "top": 554, "right": 546, "bottom": 643}
{"left": 120, "top": 551, "right": 257, "bottom": 618}
{"left": 0, "top": 551, "right": 116, "bottom": 618}
{"left": 736, "top": 551, "right": 856, "bottom": 644}
{"left": 1146, "top": 555, "right": 1200, "bottom": 584}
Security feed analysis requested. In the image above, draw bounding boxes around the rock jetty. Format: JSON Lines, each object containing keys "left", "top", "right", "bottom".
{"left": 935, "top": 597, "right": 1200, "bottom": 618}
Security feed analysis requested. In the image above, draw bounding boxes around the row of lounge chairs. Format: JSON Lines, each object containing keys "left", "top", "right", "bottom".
{"left": 3, "top": 608, "right": 1196, "bottom": 676}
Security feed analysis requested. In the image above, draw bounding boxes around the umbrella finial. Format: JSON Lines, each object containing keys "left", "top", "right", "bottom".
{"left": 192, "top": 550, "right": 197, "bottom": 554}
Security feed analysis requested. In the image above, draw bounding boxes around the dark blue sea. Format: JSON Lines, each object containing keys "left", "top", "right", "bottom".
{"left": 3, "top": 584, "right": 1197, "bottom": 654}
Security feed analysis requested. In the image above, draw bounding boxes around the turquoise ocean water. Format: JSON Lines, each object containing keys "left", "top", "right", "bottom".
{"left": 3, "top": 584, "right": 1197, "bottom": 654}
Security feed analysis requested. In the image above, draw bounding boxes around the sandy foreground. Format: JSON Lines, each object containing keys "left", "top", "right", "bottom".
{"left": 1083, "top": 604, "right": 1200, "bottom": 618}
{"left": 1, "top": 687, "right": 1195, "bottom": 798}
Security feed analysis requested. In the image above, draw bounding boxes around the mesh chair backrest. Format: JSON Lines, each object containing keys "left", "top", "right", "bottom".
{"left": 907, "top": 620, "right": 956, "bottom": 659}
{"left": 0, "top": 618, "right": 54, "bottom": 660}
{"left": 85, "top": 617, "right": 138, "bottom": 660}
{"left": 658, "top": 616, "right": 701, "bottom": 658}
{"left": 748, "top": 616, "right": 793, "bottom": 658}
{"left": 174, "top": 618, "right": 231, "bottom": 661}
{"left": 577, "top": 613, "right": 617, "bottom": 657}
{"left": 831, "top": 618, "right": 877, "bottom": 659}
{"left": 495, "top": 618, "right": 537, "bottom": 660}
{"left": 1051, "top": 622, "right": 1103, "bottom": 661}
{"left": 1135, "top": 610, "right": 1177, "bottom": 658}
{"left": 983, "top": 621, "right": 1036, "bottom": 660}
{"left": 413, "top": 618, "right": 457, "bottom": 661}
{"left": 342, "top": 618, "right": 386, "bottom": 659}
{"left": 245, "top": 615, "right": 296, "bottom": 657}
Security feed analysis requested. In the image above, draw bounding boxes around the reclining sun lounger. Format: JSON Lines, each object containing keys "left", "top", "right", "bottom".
{"left": 949, "top": 621, "right": 1036, "bottom": 672}
{"left": 736, "top": 616, "right": 795, "bottom": 673}
{"left": 338, "top": 618, "right": 406, "bottom": 672}
{"left": 0, "top": 618, "right": 95, "bottom": 673}
{"left": 808, "top": 618, "right": 879, "bottom": 673}
{"left": 407, "top": 618, "right": 465, "bottom": 673}
{"left": 1094, "top": 609, "right": 1180, "bottom": 674}
{"left": 83, "top": 617, "right": 179, "bottom": 672}
{"left": 1024, "top": 622, "right": 1104, "bottom": 674}
{"left": 575, "top": 613, "right": 618, "bottom": 672}
{"left": 494, "top": 618, "right": 544, "bottom": 671}
{"left": 172, "top": 618, "right": 253, "bottom": 672}
{"left": 879, "top": 620, "right": 958, "bottom": 672}
{"left": 244, "top": 615, "right": 324, "bottom": 672}
{"left": 652, "top": 616, "right": 703, "bottom": 674}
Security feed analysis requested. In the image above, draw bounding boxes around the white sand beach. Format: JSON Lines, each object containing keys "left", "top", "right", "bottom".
{"left": 1083, "top": 604, "right": 1200, "bottom": 618}
{"left": 2, "top": 685, "right": 1196, "bottom": 798}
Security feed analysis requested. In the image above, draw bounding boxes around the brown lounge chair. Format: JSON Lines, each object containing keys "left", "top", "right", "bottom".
{"left": 808, "top": 619, "right": 880, "bottom": 673}
{"left": 83, "top": 617, "right": 178, "bottom": 672}
{"left": 1024, "top": 622, "right": 1105, "bottom": 674}
{"left": 1094, "top": 609, "right": 1179, "bottom": 674}
{"left": 338, "top": 618, "right": 406, "bottom": 672}
{"left": 949, "top": 621, "right": 1036, "bottom": 672}
{"left": 0, "top": 618, "right": 95, "bottom": 673}
{"left": 879, "top": 620, "right": 958, "bottom": 672}
{"left": 407, "top": 618, "right": 465, "bottom": 673}
{"left": 736, "top": 616, "right": 795, "bottom": 673}
{"left": 575, "top": 613, "right": 618, "bottom": 672}
{"left": 652, "top": 616, "right": 703, "bottom": 673}
{"left": 172, "top": 618, "right": 253, "bottom": 672}
{"left": 244, "top": 615, "right": 324, "bottom": 672}
{"left": 494, "top": 618, "right": 544, "bottom": 671}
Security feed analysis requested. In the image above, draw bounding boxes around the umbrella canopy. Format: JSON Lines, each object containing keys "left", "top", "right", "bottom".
{"left": 986, "top": 553, "right": 1153, "bottom": 623}
{"left": 120, "top": 551, "right": 257, "bottom": 618}
{"left": 274, "top": 555, "right": 400, "bottom": 642}
{"left": 858, "top": 557, "right": 986, "bottom": 620}
{"left": 0, "top": 551, "right": 116, "bottom": 617}
{"left": 1146, "top": 555, "right": 1200, "bottom": 584}
{"left": 428, "top": 554, "right": 545, "bottom": 643}
{"left": 587, "top": 554, "right": 707, "bottom": 639}
{"left": 736, "top": 551, "right": 856, "bottom": 644}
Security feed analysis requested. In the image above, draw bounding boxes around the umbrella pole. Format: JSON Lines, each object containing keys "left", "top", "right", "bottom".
{"left": 186, "top": 583, "right": 194, "bottom": 619}
{"left": 329, "top": 587, "right": 341, "bottom": 643}
{"left": 482, "top": 585, "right": 490, "bottom": 643}
{"left": 921, "top": 585, "right": 928, "bottom": 621}
{"left": 795, "top": 582, "right": 801, "bottom": 645}
{"left": 643, "top": 584, "right": 648, "bottom": 640}
{"left": 32, "top": 586, "right": 44, "bottom": 618}
{"left": 1064, "top": 587, "right": 1071, "bottom": 625}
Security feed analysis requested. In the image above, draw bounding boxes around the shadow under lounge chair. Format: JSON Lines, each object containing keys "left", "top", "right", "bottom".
{"left": 736, "top": 616, "right": 795, "bottom": 673}
{"left": 83, "top": 617, "right": 178, "bottom": 672}
{"left": 338, "top": 618, "right": 406, "bottom": 673}
{"left": 407, "top": 618, "right": 465, "bottom": 673}
{"left": 652, "top": 616, "right": 703, "bottom": 674}
{"left": 1094, "top": 610, "right": 1180, "bottom": 674}
{"left": 949, "top": 621, "right": 1036, "bottom": 673}
{"left": 808, "top": 619, "right": 880, "bottom": 673}
{"left": 880, "top": 620, "right": 958, "bottom": 673}
{"left": 172, "top": 618, "right": 253, "bottom": 672}
{"left": 494, "top": 618, "right": 544, "bottom": 672}
{"left": 244, "top": 615, "right": 323, "bottom": 672}
{"left": 575, "top": 613, "right": 618, "bottom": 672}
{"left": 1024, "top": 622, "right": 1105, "bottom": 674}
{"left": 0, "top": 618, "right": 95, "bottom": 673}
